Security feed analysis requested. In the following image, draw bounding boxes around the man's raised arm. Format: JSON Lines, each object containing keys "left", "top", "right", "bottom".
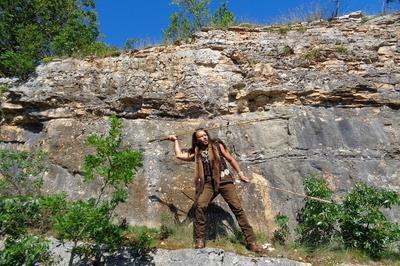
{"left": 168, "top": 135, "right": 194, "bottom": 162}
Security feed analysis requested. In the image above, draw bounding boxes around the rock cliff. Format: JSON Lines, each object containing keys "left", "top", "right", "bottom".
{"left": 1, "top": 13, "right": 399, "bottom": 236}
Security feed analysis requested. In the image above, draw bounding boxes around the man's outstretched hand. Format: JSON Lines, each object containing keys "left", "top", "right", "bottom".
{"left": 168, "top": 135, "right": 177, "bottom": 142}
{"left": 240, "top": 175, "right": 249, "bottom": 183}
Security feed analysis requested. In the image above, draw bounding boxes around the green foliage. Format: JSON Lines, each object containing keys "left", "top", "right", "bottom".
{"left": 159, "top": 212, "right": 176, "bottom": 240}
{"left": 273, "top": 213, "right": 290, "bottom": 245}
{"left": 212, "top": 3, "right": 236, "bottom": 28}
{"left": 0, "top": 196, "right": 41, "bottom": 237}
{"left": 55, "top": 115, "right": 143, "bottom": 264}
{"left": 0, "top": 194, "right": 66, "bottom": 238}
{"left": 339, "top": 182, "right": 400, "bottom": 258}
{"left": 71, "top": 41, "right": 120, "bottom": 58}
{"left": 83, "top": 115, "right": 143, "bottom": 205}
{"left": 125, "top": 38, "right": 137, "bottom": 50}
{"left": 228, "top": 227, "right": 246, "bottom": 245}
{"left": 335, "top": 45, "right": 349, "bottom": 54}
{"left": 164, "top": 0, "right": 235, "bottom": 42}
{"left": 0, "top": 234, "right": 53, "bottom": 266}
{"left": 124, "top": 226, "right": 158, "bottom": 253}
{"left": 38, "top": 194, "right": 68, "bottom": 232}
{"left": 296, "top": 175, "right": 340, "bottom": 247}
{"left": 0, "top": 0, "right": 99, "bottom": 77}
{"left": 54, "top": 200, "right": 123, "bottom": 262}
{"left": 0, "top": 84, "right": 9, "bottom": 98}
{"left": 0, "top": 149, "right": 47, "bottom": 196}
{"left": 240, "top": 23, "right": 260, "bottom": 28}
{"left": 279, "top": 45, "right": 294, "bottom": 57}
{"left": 296, "top": 175, "right": 400, "bottom": 259}
{"left": 303, "top": 48, "right": 323, "bottom": 62}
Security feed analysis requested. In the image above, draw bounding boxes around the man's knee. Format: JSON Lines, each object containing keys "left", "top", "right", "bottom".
{"left": 196, "top": 201, "right": 209, "bottom": 210}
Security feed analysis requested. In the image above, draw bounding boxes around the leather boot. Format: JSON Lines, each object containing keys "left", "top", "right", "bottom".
{"left": 247, "top": 242, "right": 266, "bottom": 254}
{"left": 195, "top": 239, "right": 205, "bottom": 249}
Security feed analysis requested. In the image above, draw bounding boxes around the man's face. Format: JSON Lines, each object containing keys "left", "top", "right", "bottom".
{"left": 195, "top": 130, "right": 209, "bottom": 146}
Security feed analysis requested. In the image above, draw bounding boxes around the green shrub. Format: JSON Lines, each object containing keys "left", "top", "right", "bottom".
{"left": 228, "top": 227, "right": 246, "bottom": 246}
{"left": 72, "top": 42, "right": 121, "bottom": 58}
{"left": 335, "top": 45, "right": 349, "bottom": 54}
{"left": 303, "top": 48, "right": 323, "bottom": 62}
{"left": 296, "top": 175, "right": 340, "bottom": 247}
{"left": 0, "top": 234, "right": 53, "bottom": 266}
{"left": 54, "top": 200, "right": 123, "bottom": 264}
{"left": 125, "top": 226, "right": 158, "bottom": 253}
{"left": 296, "top": 175, "right": 400, "bottom": 259}
{"left": 273, "top": 213, "right": 290, "bottom": 245}
{"left": 0, "top": 196, "right": 41, "bottom": 238}
{"left": 339, "top": 182, "right": 400, "bottom": 258}
{"left": 159, "top": 213, "right": 176, "bottom": 240}
{"left": 279, "top": 45, "right": 294, "bottom": 56}
{"left": 0, "top": 149, "right": 47, "bottom": 196}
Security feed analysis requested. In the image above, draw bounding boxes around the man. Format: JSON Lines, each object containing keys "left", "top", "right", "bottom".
{"left": 168, "top": 128, "right": 264, "bottom": 253}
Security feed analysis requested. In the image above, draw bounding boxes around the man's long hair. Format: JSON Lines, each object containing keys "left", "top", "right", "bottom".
{"left": 189, "top": 128, "right": 212, "bottom": 154}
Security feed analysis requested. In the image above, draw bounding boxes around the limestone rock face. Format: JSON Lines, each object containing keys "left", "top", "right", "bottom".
{"left": 1, "top": 14, "right": 399, "bottom": 235}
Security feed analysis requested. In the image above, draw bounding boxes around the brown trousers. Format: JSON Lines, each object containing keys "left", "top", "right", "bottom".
{"left": 194, "top": 182, "right": 256, "bottom": 245}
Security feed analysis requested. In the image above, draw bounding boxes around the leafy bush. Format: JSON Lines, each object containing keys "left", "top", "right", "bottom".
{"left": 296, "top": 176, "right": 340, "bottom": 247}
{"left": 0, "top": 197, "right": 41, "bottom": 238}
{"left": 0, "top": 234, "right": 53, "bottom": 266}
{"left": 124, "top": 226, "right": 158, "bottom": 253}
{"left": 54, "top": 200, "right": 123, "bottom": 264}
{"left": 339, "top": 182, "right": 400, "bottom": 258}
{"left": 273, "top": 213, "right": 290, "bottom": 245}
{"left": 296, "top": 175, "right": 400, "bottom": 258}
{"left": 0, "top": 149, "right": 47, "bottom": 196}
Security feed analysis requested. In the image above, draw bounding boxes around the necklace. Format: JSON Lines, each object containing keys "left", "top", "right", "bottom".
{"left": 200, "top": 149, "right": 209, "bottom": 163}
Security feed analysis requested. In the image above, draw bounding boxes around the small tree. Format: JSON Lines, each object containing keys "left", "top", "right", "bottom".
{"left": 54, "top": 115, "right": 143, "bottom": 265}
{"left": 164, "top": 0, "right": 236, "bottom": 42}
{"left": 212, "top": 2, "right": 236, "bottom": 28}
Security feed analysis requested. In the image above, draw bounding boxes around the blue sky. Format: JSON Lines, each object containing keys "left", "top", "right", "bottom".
{"left": 96, "top": 0, "right": 400, "bottom": 48}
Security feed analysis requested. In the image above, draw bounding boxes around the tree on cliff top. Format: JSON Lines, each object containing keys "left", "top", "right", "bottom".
{"left": 164, "top": 0, "right": 235, "bottom": 43}
{"left": 0, "top": 0, "right": 99, "bottom": 78}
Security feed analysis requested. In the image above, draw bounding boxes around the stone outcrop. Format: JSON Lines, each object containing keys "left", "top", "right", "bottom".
{"left": 1, "top": 13, "right": 399, "bottom": 237}
{"left": 46, "top": 238, "right": 308, "bottom": 266}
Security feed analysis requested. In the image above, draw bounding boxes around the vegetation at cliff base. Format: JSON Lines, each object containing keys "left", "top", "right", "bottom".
{"left": 0, "top": 116, "right": 147, "bottom": 265}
